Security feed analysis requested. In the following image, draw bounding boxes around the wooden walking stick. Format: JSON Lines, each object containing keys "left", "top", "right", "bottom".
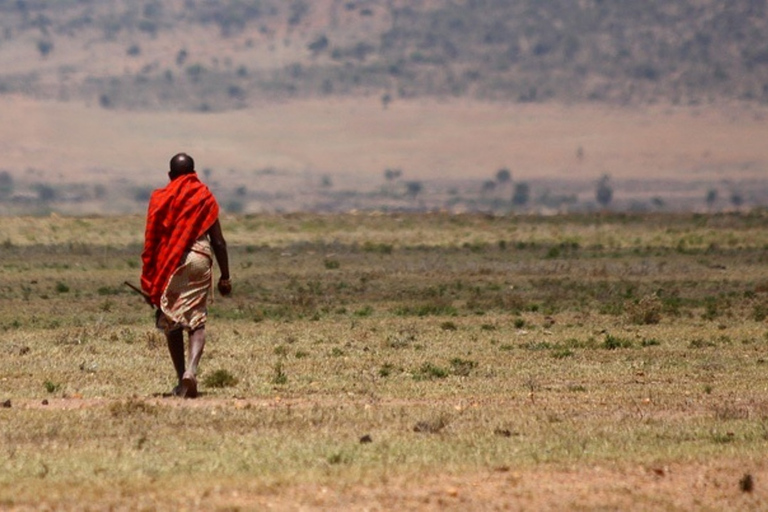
{"left": 123, "top": 281, "right": 153, "bottom": 307}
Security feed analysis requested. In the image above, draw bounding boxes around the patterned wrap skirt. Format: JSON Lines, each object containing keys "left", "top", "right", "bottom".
{"left": 156, "top": 236, "right": 213, "bottom": 333}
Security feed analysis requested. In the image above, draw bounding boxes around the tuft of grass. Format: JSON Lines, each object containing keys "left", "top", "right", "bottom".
{"left": 414, "top": 362, "right": 449, "bottom": 380}
{"left": 393, "top": 301, "right": 458, "bottom": 317}
{"left": 449, "top": 358, "right": 477, "bottom": 376}
{"left": 43, "top": 380, "right": 59, "bottom": 393}
{"left": 384, "top": 330, "right": 416, "bottom": 349}
{"left": 603, "top": 334, "right": 633, "bottom": 350}
{"left": 626, "top": 293, "right": 662, "bottom": 325}
{"left": 711, "top": 432, "right": 735, "bottom": 444}
{"left": 552, "top": 348, "right": 574, "bottom": 359}
{"left": 440, "top": 321, "right": 458, "bottom": 331}
{"left": 324, "top": 259, "right": 340, "bottom": 270}
{"left": 353, "top": 305, "right": 374, "bottom": 317}
{"left": 413, "top": 415, "right": 450, "bottom": 434}
{"left": 689, "top": 338, "right": 716, "bottom": 349}
{"left": 378, "top": 362, "right": 396, "bottom": 377}
{"left": 752, "top": 300, "right": 768, "bottom": 321}
{"left": 272, "top": 361, "right": 288, "bottom": 385}
{"left": 640, "top": 338, "right": 661, "bottom": 347}
{"left": 203, "top": 369, "right": 239, "bottom": 389}
{"left": 362, "top": 241, "right": 393, "bottom": 254}
{"left": 109, "top": 399, "right": 157, "bottom": 417}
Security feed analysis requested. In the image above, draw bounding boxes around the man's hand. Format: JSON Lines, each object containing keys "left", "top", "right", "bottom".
{"left": 218, "top": 277, "right": 232, "bottom": 296}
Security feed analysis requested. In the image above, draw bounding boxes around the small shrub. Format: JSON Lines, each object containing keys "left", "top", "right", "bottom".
{"left": 43, "top": 380, "right": 59, "bottom": 393}
{"left": 440, "top": 321, "right": 458, "bottom": 331}
{"left": 513, "top": 318, "right": 526, "bottom": 329}
{"left": 55, "top": 282, "right": 70, "bottom": 294}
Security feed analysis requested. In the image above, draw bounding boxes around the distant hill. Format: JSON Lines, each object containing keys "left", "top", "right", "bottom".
{"left": 1, "top": 0, "right": 767, "bottom": 111}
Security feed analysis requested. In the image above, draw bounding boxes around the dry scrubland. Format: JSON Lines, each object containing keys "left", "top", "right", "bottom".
{"left": 2, "top": 97, "right": 768, "bottom": 215}
{"left": 2, "top": 212, "right": 768, "bottom": 510}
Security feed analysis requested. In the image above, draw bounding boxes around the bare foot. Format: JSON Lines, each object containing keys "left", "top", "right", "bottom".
{"left": 180, "top": 372, "right": 198, "bottom": 399}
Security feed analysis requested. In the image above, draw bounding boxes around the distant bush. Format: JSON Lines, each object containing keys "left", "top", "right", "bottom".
{"left": 37, "top": 40, "right": 53, "bottom": 58}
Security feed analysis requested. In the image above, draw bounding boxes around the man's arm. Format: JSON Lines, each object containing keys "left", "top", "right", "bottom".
{"left": 207, "top": 219, "right": 231, "bottom": 295}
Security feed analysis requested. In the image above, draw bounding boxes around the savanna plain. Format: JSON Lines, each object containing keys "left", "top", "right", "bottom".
{"left": 2, "top": 212, "right": 768, "bottom": 510}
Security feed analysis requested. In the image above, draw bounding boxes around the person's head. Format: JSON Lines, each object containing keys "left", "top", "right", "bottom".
{"left": 169, "top": 152, "right": 195, "bottom": 179}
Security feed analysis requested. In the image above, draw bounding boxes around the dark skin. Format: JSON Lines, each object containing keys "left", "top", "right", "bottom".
{"left": 165, "top": 218, "right": 231, "bottom": 396}
{"left": 159, "top": 161, "right": 231, "bottom": 397}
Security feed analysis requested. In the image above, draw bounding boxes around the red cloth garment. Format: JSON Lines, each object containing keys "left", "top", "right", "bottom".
{"left": 141, "top": 173, "right": 219, "bottom": 306}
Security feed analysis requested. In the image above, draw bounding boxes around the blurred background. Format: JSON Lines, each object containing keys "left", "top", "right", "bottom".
{"left": 0, "top": 0, "right": 766, "bottom": 215}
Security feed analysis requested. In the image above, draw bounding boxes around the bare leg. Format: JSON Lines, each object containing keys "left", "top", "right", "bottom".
{"left": 187, "top": 326, "right": 206, "bottom": 377}
{"left": 180, "top": 326, "right": 205, "bottom": 398}
{"left": 166, "top": 329, "right": 185, "bottom": 383}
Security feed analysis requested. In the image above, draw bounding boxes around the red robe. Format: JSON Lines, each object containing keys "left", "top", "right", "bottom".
{"left": 141, "top": 173, "right": 219, "bottom": 306}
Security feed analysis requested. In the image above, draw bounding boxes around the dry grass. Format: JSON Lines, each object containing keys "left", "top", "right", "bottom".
{"left": 1, "top": 212, "right": 768, "bottom": 509}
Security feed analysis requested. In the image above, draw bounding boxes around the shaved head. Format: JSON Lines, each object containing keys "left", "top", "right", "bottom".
{"left": 169, "top": 152, "right": 195, "bottom": 178}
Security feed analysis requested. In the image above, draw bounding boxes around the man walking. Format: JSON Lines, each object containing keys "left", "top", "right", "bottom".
{"left": 141, "top": 152, "right": 231, "bottom": 398}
